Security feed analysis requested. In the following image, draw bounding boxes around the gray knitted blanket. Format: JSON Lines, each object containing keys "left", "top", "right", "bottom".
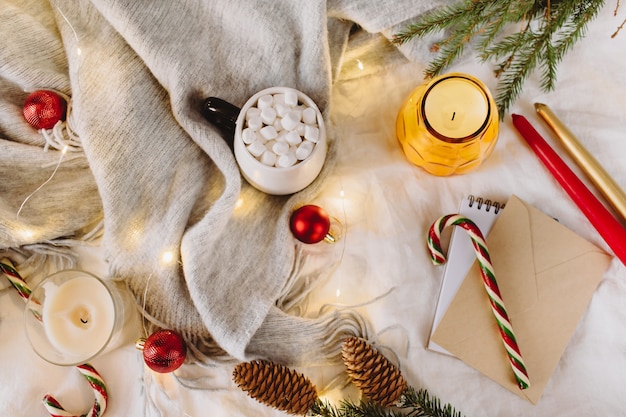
{"left": 0, "top": 0, "right": 437, "bottom": 366}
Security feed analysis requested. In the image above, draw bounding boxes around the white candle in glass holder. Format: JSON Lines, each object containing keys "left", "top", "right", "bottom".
{"left": 42, "top": 275, "right": 116, "bottom": 358}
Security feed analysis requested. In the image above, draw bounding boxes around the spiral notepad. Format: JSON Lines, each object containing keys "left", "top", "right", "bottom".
{"left": 428, "top": 196, "right": 505, "bottom": 356}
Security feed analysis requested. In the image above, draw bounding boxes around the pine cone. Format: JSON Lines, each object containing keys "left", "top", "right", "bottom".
{"left": 341, "top": 337, "right": 407, "bottom": 407}
{"left": 232, "top": 360, "right": 318, "bottom": 415}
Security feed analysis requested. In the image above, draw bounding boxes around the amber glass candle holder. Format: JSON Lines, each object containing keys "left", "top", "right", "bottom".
{"left": 396, "top": 73, "right": 499, "bottom": 176}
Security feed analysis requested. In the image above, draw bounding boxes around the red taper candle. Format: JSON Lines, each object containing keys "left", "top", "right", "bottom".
{"left": 512, "top": 114, "right": 626, "bottom": 266}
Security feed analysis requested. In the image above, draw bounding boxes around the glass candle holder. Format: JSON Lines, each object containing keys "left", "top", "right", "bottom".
{"left": 396, "top": 72, "right": 499, "bottom": 176}
{"left": 25, "top": 270, "right": 138, "bottom": 366}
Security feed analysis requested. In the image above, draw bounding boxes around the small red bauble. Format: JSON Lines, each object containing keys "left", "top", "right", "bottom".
{"left": 289, "top": 204, "right": 331, "bottom": 244}
{"left": 141, "top": 329, "right": 187, "bottom": 373}
{"left": 22, "top": 90, "right": 67, "bottom": 130}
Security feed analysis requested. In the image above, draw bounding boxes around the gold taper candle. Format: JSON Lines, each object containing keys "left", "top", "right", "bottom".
{"left": 535, "top": 102, "right": 626, "bottom": 222}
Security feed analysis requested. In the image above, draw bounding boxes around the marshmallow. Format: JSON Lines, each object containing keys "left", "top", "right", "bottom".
{"left": 260, "top": 107, "right": 277, "bottom": 125}
{"left": 272, "top": 141, "right": 289, "bottom": 155}
{"left": 247, "top": 116, "right": 263, "bottom": 131}
{"left": 277, "top": 152, "right": 297, "bottom": 167}
{"left": 257, "top": 94, "right": 273, "bottom": 108}
{"left": 260, "top": 150, "right": 277, "bottom": 166}
{"left": 272, "top": 118, "right": 283, "bottom": 132}
{"left": 304, "top": 125, "right": 320, "bottom": 143}
{"left": 247, "top": 139, "right": 266, "bottom": 158}
{"left": 242, "top": 127, "right": 257, "bottom": 145}
{"left": 281, "top": 111, "right": 301, "bottom": 131}
{"left": 302, "top": 107, "right": 317, "bottom": 124}
{"left": 285, "top": 131, "right": 302, "bottom": 146}
{"left": 259, "top": 125, "right": 278, "bottom": 140}
{"left": 275, "top": 103, "right": 290, "bottom": 118}
{"left": 246, "top": 107, "right": 261, "bottom": 120}
{"left": 284, "top": 89, "right": 298, "bottom": 107}
{"left": 296, "top": 141, "right": 314, "bottom": 160}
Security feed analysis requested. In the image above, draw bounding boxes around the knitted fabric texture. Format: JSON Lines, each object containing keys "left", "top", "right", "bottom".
{"left": 0, "top": 0, "right": 438, "bottom": 365}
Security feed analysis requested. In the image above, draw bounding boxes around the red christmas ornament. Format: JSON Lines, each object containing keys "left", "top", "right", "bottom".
{"left": 289, "top": 204, "right": 331, "bottom": 244}
{"left": 22, "top": 89, "right": 67, "bottom": 130}
{"left": 140, "top": 329, "right": 187, "bottom": 373}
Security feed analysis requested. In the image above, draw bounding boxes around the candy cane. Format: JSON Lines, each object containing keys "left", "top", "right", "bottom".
{"left": 427, "top": 214, "right": 531, "bottom": 390}
{"left": 42, "top": 363, "right": 108, "bottom": 417}
{"left": 0, "top": 257, "right": 32, "bottom": 300}
{"left": 0, "top": 258, "right": 109, "bottom": 416}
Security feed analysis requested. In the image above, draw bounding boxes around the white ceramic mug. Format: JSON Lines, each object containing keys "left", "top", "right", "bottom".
{"left": 203, "top": 87, "right": 327, "bottom": 195}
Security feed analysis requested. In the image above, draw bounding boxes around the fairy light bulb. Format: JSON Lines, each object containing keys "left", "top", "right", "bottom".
{"left": 161, "top": 250, "right": 175, "bottom": 265}
{"left": 235, "top": 197, "right": 244, "bottom": 211}
{"left": 18, "top": 228, "right": 35, "bottom": 241}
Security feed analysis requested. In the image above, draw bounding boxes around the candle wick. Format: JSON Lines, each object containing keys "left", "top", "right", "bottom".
{"left": 80, "top": 318, "right": 88, "bottom": 324}
{"left": 451, "top": 112, "right": 456, "bottom": 121}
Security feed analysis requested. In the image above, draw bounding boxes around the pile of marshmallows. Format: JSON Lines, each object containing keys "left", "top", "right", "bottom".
{"left": 241, "top": 89, "right": 321, "bottom": 168}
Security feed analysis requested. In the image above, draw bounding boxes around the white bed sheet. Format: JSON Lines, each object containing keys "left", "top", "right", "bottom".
{"left": 2, "top": 5, "right": 625, "bottom": 416}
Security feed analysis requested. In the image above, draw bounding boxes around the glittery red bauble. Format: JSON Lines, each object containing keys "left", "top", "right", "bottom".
{"left": 22, "top": 90, "right": 67, "bottom": 130}
{"left": 289, "top": 204, "right": 331, "bottom": 244}
{"left": 142, "top": 329, "right": 187, "bottom": 373}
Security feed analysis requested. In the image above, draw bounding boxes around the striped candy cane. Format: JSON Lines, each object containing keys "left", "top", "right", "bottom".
{"left": 0, "top": 258, "right": 109, "bottom": 416}
{"left": 43, "top": 364, "right": 108, "bottom": 417}
{"left": 0, "top": 257, "right": 32, "bottom": 300}
{"left": 428, "top": 214, "right": 531, "bottom": 390}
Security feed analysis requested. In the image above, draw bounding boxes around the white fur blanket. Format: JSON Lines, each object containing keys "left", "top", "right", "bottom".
{"left": 1, "top": 1, "right": 625, "bottom": 416}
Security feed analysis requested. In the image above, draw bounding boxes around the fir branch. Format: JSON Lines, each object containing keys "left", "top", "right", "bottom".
{"left": 492, "top": 31, "right": 543, "bottom": 116}
{"left": 398, "top": 387, "right": 464, "bottom": 417}
{"left": 309, "top": 399, "right": 344, "bottom": 417}
{"left": 552, "top": 0, "right": 605, "bottom": 60}
{"left": 492, "top": 0, "right": 605, "bottom": 114}
{"left": 423, "top": 28, "right": 471, "bottom": 78}
{"left": 393, "top": 0, "right": 609, "bottom": 118}
{"left": 341, "top": 400, "right": 404, "bottom": 417}
{"left": 422, "top": 1, "right": 497, "bottom": 77}
{"left": 541, "top": 41, "right": 558, "bottom": 92}
{"left": 392, "top": 1, "right": 482, "bottom": 45}
{"left": 308, "top": 388, "right": 465, "bottom": 417}
{"left": 309, "top": 398, "right": 404, "bottom": 417}
{"left": 481, "top": 28, "right": 533, "bottom": 63}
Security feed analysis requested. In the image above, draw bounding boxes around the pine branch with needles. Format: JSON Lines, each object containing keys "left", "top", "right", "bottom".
{"left": 393, "top": 0, "right": 612, "bottom": 117}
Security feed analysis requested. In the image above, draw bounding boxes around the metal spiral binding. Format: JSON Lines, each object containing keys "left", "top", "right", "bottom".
{"left": 467, "top": 195, "right": 505, "bottom": 214}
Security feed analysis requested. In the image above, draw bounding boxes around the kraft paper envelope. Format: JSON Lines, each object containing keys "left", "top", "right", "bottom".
{"left": 432, "top": 195, "right": 612, "bottom": 404}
